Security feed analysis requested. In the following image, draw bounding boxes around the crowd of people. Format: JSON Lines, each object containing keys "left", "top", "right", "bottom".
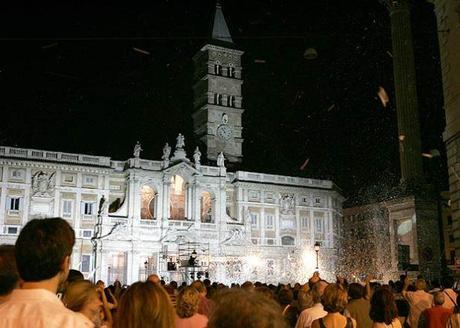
{"left": 0, "top": 217, "right": 459, "bottom": 328}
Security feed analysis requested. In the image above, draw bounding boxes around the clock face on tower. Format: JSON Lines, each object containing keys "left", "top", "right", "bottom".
{"left": 216, "top": 124, "right": 232, "bottom": 141}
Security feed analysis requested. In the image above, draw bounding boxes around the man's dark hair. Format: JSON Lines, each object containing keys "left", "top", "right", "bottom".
{"left": 348, "top": 283, "right": 364, "bottom": 300}
{"left": 0, "top": 244, "right": 19, "bottom": 295}
{"left": 15, "top": 218, "right": 75, "bottom": 282}
{"left": 277, "top": 288, "right": 294, "bottom": 306}
{"left": 67, "top": 269, "right": 84, "bottom": 283}
{"left": 441, "top": 276, "right": 454, "bottom": 289}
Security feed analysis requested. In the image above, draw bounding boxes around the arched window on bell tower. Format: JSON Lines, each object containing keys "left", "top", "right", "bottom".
{"left": 214, "top": 93, "right": 222, "bottom": 105}
{"left": 200, "top": 191, "right": 213, "bottom": 223}
{"left": 141, "top": 185, "right": 156, "bottom": 220}
{"left": 170, "top": 175, "right": 186, "bottom": 220}
{"left": 214, "top": 61, "right": 222, "bottom": 75}
{"left": 228, "top": 95, "right": 235, "bottom": 107}
{"left": 228, "top": 65, "right": 235, "bottom": 78}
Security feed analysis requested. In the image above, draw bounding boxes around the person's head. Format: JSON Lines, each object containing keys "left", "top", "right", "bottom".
{"left": 15, "top": 218, "right": 75, "bottom": 284}
{"left": 147, "top": 274, "right": 160, "bottom": 284}
{"left": 370, "top": 288, "right": 398, "bottom": 325}
{"left": 441, "top": 276, "right": 454, "bottom": 289}
{"left": 67, "top": 269, "right": 84, "bottom": 283}
{"left": 114, "top": 280, "right": 122, "bottom": 289}
{"left": 241, "top": 281, "right": 254, "bottom": 291}
{"left": 415, "top": 278, "right": 427, "bottom": 291}
{"left": 311, "top": 280, "right": 328, "bottom": 304}
{"left": 115, "top": 281, "right": 174, "bottom": 328}
{"left": 433, "top": 292, "right": 445, "bottom": 306}
{"left": 63, "top": 280, "right": 102, "bottom": 323}
{"left": 207, "top": 289, "right": 288, "bottom": 328}
{"left": 176, "top": 286, "right": 200, "bottom": 318}
{"left": 96, "top": 280, "right": 105, "bottom": 289}
{"left": 255, "top": 286, "right": 274, "bottom": 300}
{"left": 277, "top": 288, "right": 293, "bottom": 306}
{"left": 297, "top": 289, "right": 314, "bottom": 311}
{"left": 321, "top": 283, "right": 348, "bottom": 313}
{"left": 0, "top": 245, "right": 19, "bottom": 297}
{"left": 348, "top": 283, "right": 364, "bottom": 300}
{"left": 191, "top": 280, "right": 206, "bottom": 296}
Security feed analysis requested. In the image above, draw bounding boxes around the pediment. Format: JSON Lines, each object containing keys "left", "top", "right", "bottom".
{"left": 163, "top": 160, "right": 202, "bottom": 179}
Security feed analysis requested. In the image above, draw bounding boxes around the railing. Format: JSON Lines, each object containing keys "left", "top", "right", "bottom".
{"left": 0, "top": 146, "right": 111, "bottom": 167}
{"left": 201, "top": 223, "right": 217, "bottom": 230}
{"left": 234, "top": 171, "right": 333, "bottom": 189}
{"left": 140, "top": 219, "right": 157, "bottom": 225}
{"left": 200, "top": 166, "right": 221, "bottom": 176}
{"left": 168, "top": 220, "right": 194, "bottom": 228}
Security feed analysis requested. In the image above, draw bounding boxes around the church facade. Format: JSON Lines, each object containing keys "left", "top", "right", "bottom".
{"left": 0, "top": 4, "right": 343, "bottom": 285}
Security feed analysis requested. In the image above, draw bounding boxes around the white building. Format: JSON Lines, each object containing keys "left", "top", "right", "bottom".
{"left": 0, "top": 4, "right": 343, "bottom": 285}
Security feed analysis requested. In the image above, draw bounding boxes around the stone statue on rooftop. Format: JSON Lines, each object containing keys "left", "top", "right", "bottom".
{"left": 176, "top": 133, "right": 185, "bottom": 149}
{"left": 162, "top": 142, "right": 171, "bottom": 160}
{"left": 193, "top": 147, "right": 201, "bottom": 165}
{"left": 133, "top": 141, "right": 142, "bottom": 158}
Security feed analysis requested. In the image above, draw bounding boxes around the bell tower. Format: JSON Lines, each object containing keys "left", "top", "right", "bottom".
{"left": 192, "top": 2, "right": 244, "bottom": 164}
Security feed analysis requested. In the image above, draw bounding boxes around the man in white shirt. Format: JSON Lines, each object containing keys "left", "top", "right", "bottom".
{"left": 0, "top": 217, "right": 93, "bottom": 327}
{"left": 296, "top": 280, "right": 328, "bottom": 328}
{"left": 402, "top": 276, "right": 433, "bottom": 328}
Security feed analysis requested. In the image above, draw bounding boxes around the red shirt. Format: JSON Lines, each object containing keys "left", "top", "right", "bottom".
{"left": 423, "top": 306, "right": 452, "bottom": 328}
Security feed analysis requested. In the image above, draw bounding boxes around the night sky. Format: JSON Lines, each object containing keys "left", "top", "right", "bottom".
{"left": 0, "top": 0, "right": 446, "bottom": 205}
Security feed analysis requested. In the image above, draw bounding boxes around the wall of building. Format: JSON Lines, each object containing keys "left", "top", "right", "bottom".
{"left": 432, "top": 0, "right": 460, "bottom": 269}
{"left": 0, "top": 146, "right": 343, "bottom": 285}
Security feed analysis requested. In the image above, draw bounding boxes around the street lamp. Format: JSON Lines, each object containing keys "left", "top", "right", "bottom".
{"left": 314, "top": 242, "right": 321, "bottom": 270}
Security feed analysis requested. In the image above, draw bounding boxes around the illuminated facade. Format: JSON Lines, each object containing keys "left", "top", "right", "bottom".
{"left": 0, "top": 3, "right": 343, "bottom": 284}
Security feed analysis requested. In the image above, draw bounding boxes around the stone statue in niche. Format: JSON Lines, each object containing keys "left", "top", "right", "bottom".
{"left": 217, "top": 152, "right": 225, "bottom": 167}
{"left": 222, "top": 113, "right": 229, "bottom": 124}
{"left": 133, "top": 141, "right": 143, "bottom": 158}
{"left": 280, "top": 194, "right": 295, "bottom": 215}
{"left": 32, "top": 171, "right": 56, "bottom": 196}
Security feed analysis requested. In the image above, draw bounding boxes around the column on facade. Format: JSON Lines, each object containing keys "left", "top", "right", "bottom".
{"left": 100, "top": 249, "right": 109, "bottom": 284}
{"left": 260, "top": 207, "right": 265, "bottom": 245}
{"left": 132, "top": 178, "right": 141, "bottom": 223}
{"left": 235, "top": 185, "right": 242, "bottom": 223}
{"left": 194, "top": 184, "right": 202, "bottom": 227}
{"left": 309, "top": 209, "right": 315, "bottom": 244}
{"left": 52, "top": 187, "right": 60, "bottom": 218}
{"left": 0, "top": 167, "right": 8, "bottom": 226}
{"left": 129, "top": 248, "right": 140, "bottom": 284}
{"left": 187, "top": 184, "right": 192, "bottom": 221}
{"left": 162, "top": 177, "right": 171, "bottom": 220}
{"left": 75, "top": 188, "right": 82, "bottom": 232}
{"left": 295, "top": 205, "right": 301, "bottom": 246}
{"left": 275, "top": 206, "right": 280, "bottom": 245}
{"left": 22, "top": 183, "right": 31, "bottom": 226}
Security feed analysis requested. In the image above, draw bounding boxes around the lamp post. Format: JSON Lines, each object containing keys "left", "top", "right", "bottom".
{"left": 314, "top": 242, "right": 321, "bottom": 270}
{"left": 91, "top": 195, "right": 105, "bottom": 282}
{"left": 144, "top": 260, "right": 149, "bottom": 279}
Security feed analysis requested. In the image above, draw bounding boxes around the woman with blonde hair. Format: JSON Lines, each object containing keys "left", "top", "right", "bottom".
{"left": 64, "top": 279, "right": 112, "bottom": 327}
{"left": 208, "top": 288, "right": 288, "bottom": 328}
{"left": 175, "top": 286, "right": 208, "bottom": 328}
{"left": 114, "top": 281, "right": 175, "bottom": 328}
{"left": 311, "top": 283, "right": 356, "bottom": 328}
